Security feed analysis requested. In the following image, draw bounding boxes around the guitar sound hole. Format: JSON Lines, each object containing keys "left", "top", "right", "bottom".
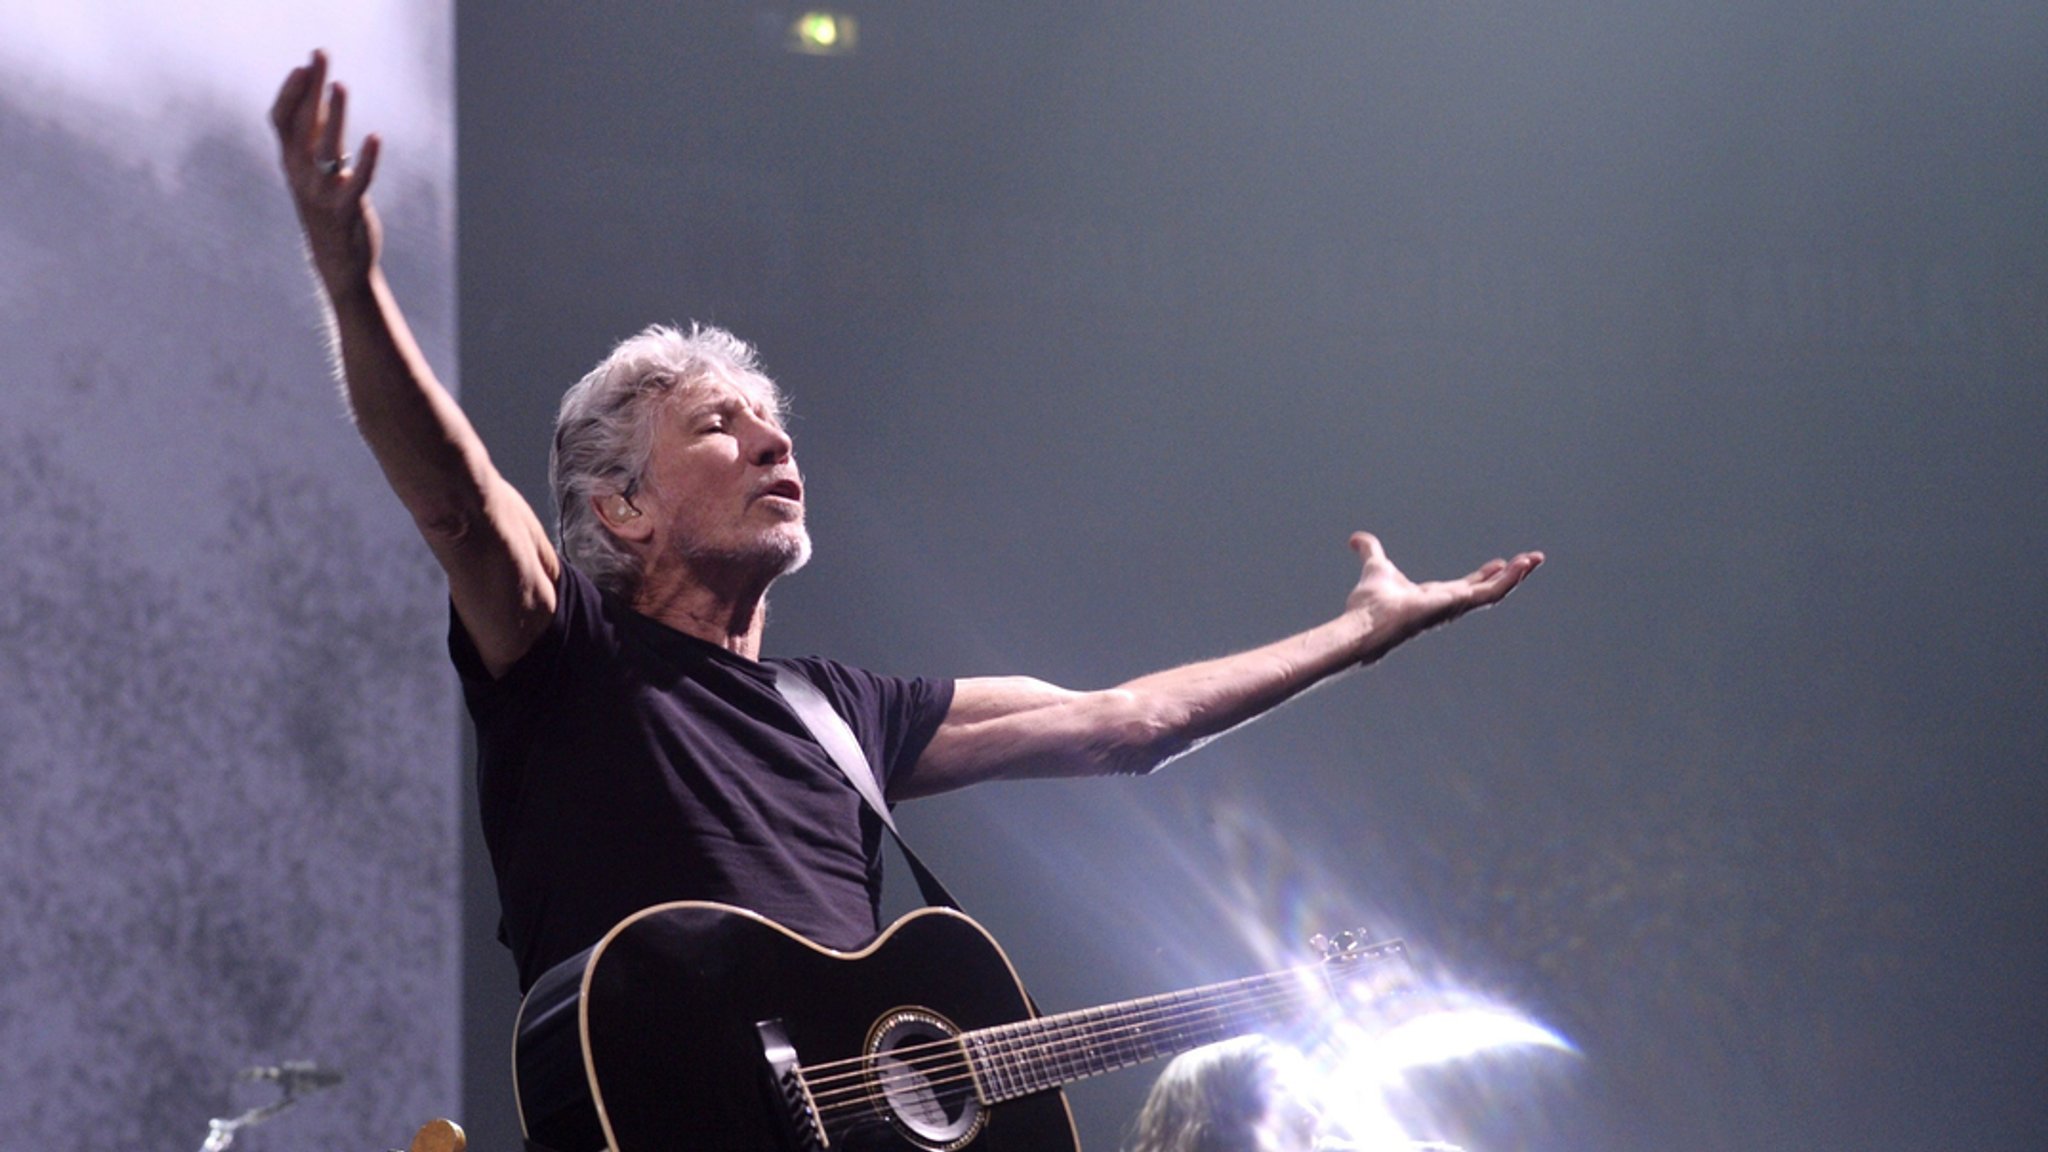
{"left": 866, "top": 1010, "right": 984, "bottom": 1151}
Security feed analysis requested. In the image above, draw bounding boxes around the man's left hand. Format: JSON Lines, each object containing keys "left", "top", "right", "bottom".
{"left": 1343, "top": 531, "right": 1543, "bottom": 655}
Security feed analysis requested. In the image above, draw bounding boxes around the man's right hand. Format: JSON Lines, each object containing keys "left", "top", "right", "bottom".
{"left": 270, "top": 50, "right": 384, "bottom": 296}
{"left": 265, "top": 48, "right": 562, "bottom": 678}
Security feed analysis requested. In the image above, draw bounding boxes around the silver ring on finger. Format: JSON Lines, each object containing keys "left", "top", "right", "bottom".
{"left": 319, "top": 154, "right": 350, "bottom": 176}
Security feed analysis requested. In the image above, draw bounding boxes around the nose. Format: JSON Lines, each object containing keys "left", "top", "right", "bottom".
{"left": 746, "top": 413, "right": 794, "bottom": 466}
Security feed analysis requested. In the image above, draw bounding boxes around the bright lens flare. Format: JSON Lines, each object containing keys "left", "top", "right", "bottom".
{"left": 1303, "top": 997, "right": 1576, "bottom": 1152}
{"left": 1377, "top": 1009, "right": 1572, "bottom": 1070}
{"left": 944, "top": 792, "right": 1577, "bottom": 1150}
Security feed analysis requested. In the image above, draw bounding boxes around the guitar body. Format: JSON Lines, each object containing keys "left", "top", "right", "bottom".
{"left": 514, "top": 902, "right": 1079, "bottom": 1152}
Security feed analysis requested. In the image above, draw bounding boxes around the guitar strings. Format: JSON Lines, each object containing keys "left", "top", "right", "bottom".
{"left": 802, "top": 965, "right": 1324, "bottom": 1087}
{"left": 803, "top": 981, "right": 1321, "bottom": 1122}
{"left": 799, "top": 949, "right": 1401, "bottom": 1124}
{"left": 797, "top": 966, "right": 1312, "bottom": 1088}
{"left": 798, "top": 973, "right": 1342, "bottom": 1123}
{"left": 798, "top": 967, "right": 1327, "bottom": 1090}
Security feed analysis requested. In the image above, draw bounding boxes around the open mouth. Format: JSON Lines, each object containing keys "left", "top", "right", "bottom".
{"left": 759, "top": 477, "right": 804, "bottom": 504}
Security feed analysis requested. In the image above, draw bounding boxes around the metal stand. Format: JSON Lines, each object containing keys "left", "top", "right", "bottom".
{"left": 197, "top": 1095, "right": 299, "bottom": 1152}
{"left": 195, "top": 1063, "right": 343, "bottom": 1152}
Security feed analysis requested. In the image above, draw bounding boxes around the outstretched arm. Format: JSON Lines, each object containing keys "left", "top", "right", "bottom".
{"left": 272, "top": 51, "right": 557, "bottom": 676}
{"left": 895, "top": 533, "right": 1542, "bottom": 798}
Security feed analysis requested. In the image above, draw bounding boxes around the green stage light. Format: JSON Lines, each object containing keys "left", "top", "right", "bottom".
{"left": 787, "top": 10, "right": 858, "bottom": 56}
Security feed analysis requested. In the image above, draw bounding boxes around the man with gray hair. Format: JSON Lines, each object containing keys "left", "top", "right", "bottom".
{"left": 272, "top": 53, "right": 1542, "bottom": 993}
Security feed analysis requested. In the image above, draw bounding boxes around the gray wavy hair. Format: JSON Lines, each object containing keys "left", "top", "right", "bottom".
{"left": 550, "top": 322, "right": 784, "bottom": 598}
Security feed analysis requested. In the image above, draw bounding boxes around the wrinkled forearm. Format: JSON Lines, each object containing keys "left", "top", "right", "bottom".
{"left": 322, "top": 263, "right": 494, "bottom": 540}
{"left": 1108, "top": 609, "right": 1381, "bottom": 768}
{"left": 904, "top": 609, "right": 1388, "bottom": 796}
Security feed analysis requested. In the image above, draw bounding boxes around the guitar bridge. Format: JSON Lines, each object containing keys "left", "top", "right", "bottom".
{"left": 758, "top": 1018, "right": 829, "bottom": 1152}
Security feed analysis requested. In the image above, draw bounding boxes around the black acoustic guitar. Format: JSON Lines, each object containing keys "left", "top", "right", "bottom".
{"left": 513, "top": 901, "right": 1408, "bottom": 1152}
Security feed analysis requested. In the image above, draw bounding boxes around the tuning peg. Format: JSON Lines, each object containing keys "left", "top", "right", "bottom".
{"left": 1310, "top": 928, "right": 1377, "bottom": 959}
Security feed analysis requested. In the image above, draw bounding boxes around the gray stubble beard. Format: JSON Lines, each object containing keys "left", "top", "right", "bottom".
{"left": 680, "top": 522, "right": 812, "bottom": 586}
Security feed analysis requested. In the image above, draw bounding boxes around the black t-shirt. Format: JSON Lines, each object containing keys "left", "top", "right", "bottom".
{"left": 451, "top": 565, "right": 954, "bottom": 991}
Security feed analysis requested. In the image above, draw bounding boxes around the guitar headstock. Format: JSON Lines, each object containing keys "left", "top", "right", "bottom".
{"left": 1310, "top": 929, "right": 1370, "bottom": 959}
{"left": 1305, "top": 928, "right": 1415, "bottom": 1014}
{"left": 1310, "top": 928, "right": 1410, "bottom": 975}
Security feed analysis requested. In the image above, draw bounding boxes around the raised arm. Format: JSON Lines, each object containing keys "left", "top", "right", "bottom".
{"left": 895, "top": 533, "right": 1542, "bottom": 798}
{"left": 272, "top": 51, "right": 557, "bottom": 675}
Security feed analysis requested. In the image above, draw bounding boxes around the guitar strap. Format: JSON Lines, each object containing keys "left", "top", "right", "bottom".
{"left": 772, "top": 664, "right": 962, "bottom": 911}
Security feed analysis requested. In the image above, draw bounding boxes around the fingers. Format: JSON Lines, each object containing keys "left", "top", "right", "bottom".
{"left": 1467, "top": 551, "right": 1543, "bottom": 606}
{"left": 291, "top": 51, "right": 329, "bottom": 152}
{"left": 270, "top": 51, "right": 326, "bottom": 160}
{"left": 320, "top": 81, "right": 349, "bottom": 167}
{"left": 1466, "top": 550, "right": 1540, "bottom": 581}
{"left": 273, "top": 50, "right": 363, "bottom": 178}
{"left": 272, "top": 51, "right": 382, "bottom": 200}
{"left": 1348, "top": 531, "right": 1385, "bottom": 564}
{"left": 269, "top": 59, "right": 315, "bottom": 137}
{"left": 345, "top": 133, "right": 383, "bottom": 199}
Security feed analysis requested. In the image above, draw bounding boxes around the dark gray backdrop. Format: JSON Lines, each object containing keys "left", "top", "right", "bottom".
{"left": 456, "top": 4, "right": 2046, "bottom": 1151}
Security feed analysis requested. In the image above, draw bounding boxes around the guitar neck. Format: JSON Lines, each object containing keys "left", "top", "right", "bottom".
{"left": 958, "top": 964, "right": 1335, "bottom": 1103}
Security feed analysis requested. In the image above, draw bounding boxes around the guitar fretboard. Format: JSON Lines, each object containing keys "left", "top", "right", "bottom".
{"left": 959, "top": 941, "right": 1405, "bottom": 1103}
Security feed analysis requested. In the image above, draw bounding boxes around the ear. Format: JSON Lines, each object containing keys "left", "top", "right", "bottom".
{"left": 594, "top": 492, "right": 652, "bottom": 540}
